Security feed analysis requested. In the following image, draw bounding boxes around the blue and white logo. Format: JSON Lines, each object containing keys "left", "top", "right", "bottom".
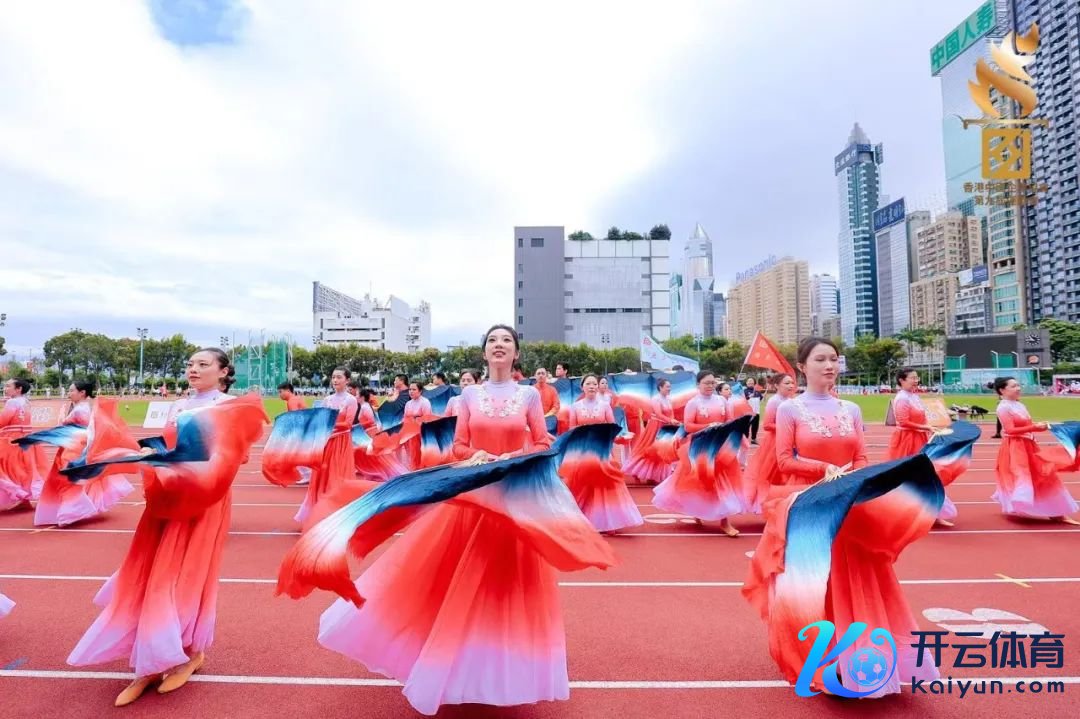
{"left": 794, "top": 621, "right": 898, "bottom": 698}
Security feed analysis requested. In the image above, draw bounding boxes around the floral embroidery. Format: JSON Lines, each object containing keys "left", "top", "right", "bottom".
{"left": 477, "top": 385, "right": 527, "bottom": 418}
{"left": 576, "top": 401, "right": 604, "bottom": 419}
{"left": 792, "top": 397, "right": 854, "bottom": 437}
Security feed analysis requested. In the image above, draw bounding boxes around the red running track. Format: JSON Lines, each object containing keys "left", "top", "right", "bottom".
{"left": 1, "top": 424, "right": 1079, "bottom": 718}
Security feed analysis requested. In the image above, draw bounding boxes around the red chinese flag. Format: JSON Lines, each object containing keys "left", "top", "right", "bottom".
{"left": 743, "top": 332, "right": 796, "bottom": 377}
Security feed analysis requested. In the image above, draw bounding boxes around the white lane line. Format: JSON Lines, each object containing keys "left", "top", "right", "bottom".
{"left": 0, "top": 669, "right": 1077, "bottom": 689}
{"left": 4, "top": 574, "right": 1080, "bottom": 587}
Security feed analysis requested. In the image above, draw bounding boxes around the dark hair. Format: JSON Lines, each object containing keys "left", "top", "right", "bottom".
{"left": 394, "top": 373, "right": 408, "bottom": 384}
{"left": 196, "top": 347, "right": 236, "bottom": 391}
{"left": 672, "top": 364, "right": 685, "bottom": 371}
{"left": 482, "top": 324, "right": 520, "bottom": 352}
{"left": 695, "top": 370, "right": 715, "bottom": 383}
{"left": 796, "top": 336, "right": 840, "bottom": 368}
{"left": 718, "top": 382, "right": 731, "bottom": 392}
{"left": 657, "top": 378, "right": 671, "bottom": 390}
{"left": 73, "top": 380, "right": 97, "bottom": 398}
{"left": 434, "top": 372, "right": 447, "bottom": 383}
{"left": 896, "top": 367, "right": 918, "bottom": 385}
{"left": 556, "top": 362, "right": 569, "bottom": 374}
{"left": 409, "top": 381, "right": 424, "bottom": 393}
{"left": 347, "top": 379, "right": 362, "bottom": 390}
{"left": 332, "top": 366, "right": 351, "bottom": 380}
{"left": 10, "top": 378, "right": 32, "bottom": 395}
{"left": 769, "top": 372, "right": 793, "bottom": 388}
{"left": 512, "top": 362, "right": 524, "bottom": 373}
{"left": 459, "top": 369, "right": 481, "bottom": 384}
{"left": 745, "top": 376, "right": 756, "bottom": 385}
{"left": 360, "top": 388, "right": 376, "bottom": 402}
{"left": 278, "top": 382, "right": 295, "bottom": 392}
{"left": 993, "top": 376, "right": 1015, "bottom": 395}
{"left": 580, "top": 373, "right": 600, "bottom": 388}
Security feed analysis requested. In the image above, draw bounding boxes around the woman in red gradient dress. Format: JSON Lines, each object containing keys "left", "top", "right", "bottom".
{"left": 1, "top": 378, "right": 48, "bottom": 511}
{"left": 68, "top": 348, "right": 265, "bottom": 706}
{"left": 34, "top": 381, "right": 135, "bottom": 526}
{"left": 992, "top": 377, "right": 1079, "bottom": 524}
{"left": 652, "top": 371, "right": 741, "bottom": 536}
{"left": 354, "top": 388, "right": 407, "bottom": 483}
{"left": 885, "top": 368, "right": 934, "bottom": 459}
{"left": 885, "top": 368, "right": 957, "bottom": 526}
{"left": 624, "top": 378, "right": 679, "bottom": 485}
{"left": 743, "top": 373, "right": 797, "bottom": 514}
{"left": 561, "top": 374, "right": 642, "bottom": 534}
{"left": 724, "top": 382, "right": 753, "bottom": 468}
{"left": 744, "top": 338, "right": 937, "bottom": 697}
{"left": 295, "top": 367, "right": 357, "bottom": 518}
{"left": 316, "top": 325, "right": 603, "bottom": 715}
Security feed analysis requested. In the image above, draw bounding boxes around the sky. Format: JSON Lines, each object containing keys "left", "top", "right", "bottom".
{"left": 1, "top": 0, "right": 978, "bottom": 359}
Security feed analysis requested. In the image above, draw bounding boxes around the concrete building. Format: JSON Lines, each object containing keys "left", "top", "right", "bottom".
{"left": 931, "top": 0, "right": 1026, "bottom": 330}
{"left": 835, "top": 123, "right": 885, "bottom": 343}
{"left": 1014, "top": 0, "right": 1080, "bottom": 323}
{"left": 873, "top": 199, "right": 932, "bottom": 337}
{"left": 915, "top": 211, "right": 984, "bottom": 279}
{"left": 727, "top": 256, "right": 811, "bottom": 346}
{"left": 821, "top": 315, "right": 843, "bottom": 341}
{"left": 312, "top": 282, "right": 432, "bottom": 352}
{"left": 810, "top": 273, "right": 839, "bottom": 336}
{"left": 910, "top": 275, "right": 960, "bottom": 331}
{"left": 514, "top": 226, "right": 671, "bottom": 348}
{"left": 514, "top": 226, "right": 566, "bottom": 343}
{"left": 954, "top": 265, "right": 993, "bottom": 334}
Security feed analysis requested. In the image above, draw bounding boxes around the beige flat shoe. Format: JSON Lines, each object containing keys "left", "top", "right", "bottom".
{"left": 115, "top": 675, "right": 161, "bottom": 707}
{"left": 158, "top": 652, "right": 205, "bottom": 694}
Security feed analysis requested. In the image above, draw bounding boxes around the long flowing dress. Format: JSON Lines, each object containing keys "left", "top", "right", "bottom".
{"left": 728, "top": 395, "right": 753, "bottom": 468}
{"left": 992, "top": 399, "right": 1079, "bottom": 518}
{"left": 295, "top": 391, "right": 357, "bottom": 524}
{"left": 623, "top": 396, "right": 679, "bottom": 485}
{"left": 68, "top": 391, "right": 267, "bottom": 678}
{"left": 886, "top": 390, "right": 958, "bottom": 520}
{"left": 354, "top": 402, "right": 406, "bottom": 482}
{"left": 560, "top": 398, "right": 643, "bottom": 532}
{"left": 34, "top": 400, "right": 135, "bottom": 526}
{"left": 652, "top": 393, "right": 745, "bottom": 521}
{"left": 743, "top": 394, "right": 786, "bottom": 514}
{"left": 743, "top": 392, "right": 938, "bottom": 697}
{"left": 315, "top": 379, "right": 598, "bottom": 714}
{"left": 0, "top": 395, "right": 47, "bottom": 510}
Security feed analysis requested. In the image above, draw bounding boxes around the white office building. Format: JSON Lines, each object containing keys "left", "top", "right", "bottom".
{"left": 312, "top": 281, "right": 432, "bottom": 352}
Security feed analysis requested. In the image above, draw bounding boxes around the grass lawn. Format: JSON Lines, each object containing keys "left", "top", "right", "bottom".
{"left": 111, "top": 393, "right": 1080, "bottom": 426}
{"left": 846, "top": 393, "right": 1080, "bottom": 423}
{"left": 116, "top": 396, "right": 302, "bottom": 425}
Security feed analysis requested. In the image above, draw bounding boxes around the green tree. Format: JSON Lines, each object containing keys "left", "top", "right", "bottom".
{"left": 621, "top": 230, "right": 644, "bottom": 241}
{"left": 606, "top": 226, "right": 622, "bottom": 241}
{"left": 0, "top": 335, "right": 5, "bottom": 356}
{"left": 568, "top": 230, "right": 594, "bottom": 242}
{"left": 648, "top": 224, "right": 672, "bottom": 241}
{"left": 1039, "top": 318, "right": 1080, "bottom": 363}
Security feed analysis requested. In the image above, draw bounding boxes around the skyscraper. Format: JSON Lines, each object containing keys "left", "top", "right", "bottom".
{"left": 835, "top": 123, "right": 884, "bottom": 343}
{"left": 931, "top": 1, "right": 1026, "bottom": 330}
{"left": 683, "top": 223, "right": 715, "bottom": 339}
{"left": 1013, "top": 0, "right": 1080, "bottom": 323}
{"left": 873, "top": 199, "right": 931, "bottom": 337}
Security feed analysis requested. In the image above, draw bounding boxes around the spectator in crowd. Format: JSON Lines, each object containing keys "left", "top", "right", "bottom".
{"left": 534, "top": 367, "right": 560, "bottom": 417}
{"left": 743, "top": 377, "right": 764, "bottom": 444}
{"left": 278, "top": 382, "right": 307, "bottom": 412}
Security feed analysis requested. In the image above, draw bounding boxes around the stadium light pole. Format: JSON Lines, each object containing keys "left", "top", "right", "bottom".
{"left": 137, "top": 327, "right": 148, "bottom": 384}
{"left": 601, "top": 333, "right": 611, "bottom": 375}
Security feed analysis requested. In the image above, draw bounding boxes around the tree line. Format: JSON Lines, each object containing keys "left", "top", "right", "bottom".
{"left": 4, "top": 320, "right": 1080, "bottom": 391}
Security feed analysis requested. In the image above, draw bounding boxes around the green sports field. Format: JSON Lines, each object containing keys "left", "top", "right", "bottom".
{"left": 111, "top": 394, "right": 1079, "bottom": 426}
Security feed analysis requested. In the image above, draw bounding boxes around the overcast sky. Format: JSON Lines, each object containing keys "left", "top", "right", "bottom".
{"left": 0, "top": 0, "right": 977, "bottom": 357}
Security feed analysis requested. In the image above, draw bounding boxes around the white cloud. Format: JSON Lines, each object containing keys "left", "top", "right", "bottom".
{"left": 0, "top": 0, "right": 713, "bottom": 348}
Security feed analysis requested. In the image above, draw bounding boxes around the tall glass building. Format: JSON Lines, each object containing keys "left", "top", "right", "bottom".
{"left": 932, "top": 1, "right": 1026, "bottom": 330}
{"left": 1014, "top": 0, "right": 1080, "bottom": 322}
{"left": 835, "top": 123, "right": 883, "bottom": 343}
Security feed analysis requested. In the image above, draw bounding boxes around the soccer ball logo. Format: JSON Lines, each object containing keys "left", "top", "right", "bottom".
{"left": 848, "top": 648, "right": 890, "bottom": 687}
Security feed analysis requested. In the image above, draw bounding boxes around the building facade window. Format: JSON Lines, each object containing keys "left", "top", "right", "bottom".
{"left": 531, "top": 238, "right": 544, "bottom": 247}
